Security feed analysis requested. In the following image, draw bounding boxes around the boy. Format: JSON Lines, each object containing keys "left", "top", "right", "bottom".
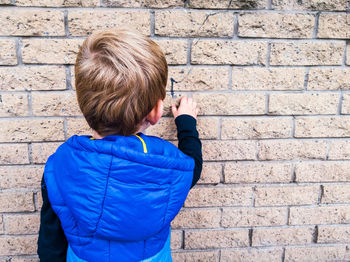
{"left": 37, "top": 29, "right": 202, "bottom": 261}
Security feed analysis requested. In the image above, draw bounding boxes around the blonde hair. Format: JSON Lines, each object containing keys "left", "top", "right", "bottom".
{"left": 75, "top": 29, "right": 168, "bottom": 136}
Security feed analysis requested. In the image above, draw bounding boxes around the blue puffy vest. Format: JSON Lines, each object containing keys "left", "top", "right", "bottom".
{"left": 44, "top": 134, "right": 194, "bottom": 261}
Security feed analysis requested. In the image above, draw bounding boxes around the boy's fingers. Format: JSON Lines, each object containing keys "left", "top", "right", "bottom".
{"left": 171, "top": 104, "right": 177, "bottom": 115}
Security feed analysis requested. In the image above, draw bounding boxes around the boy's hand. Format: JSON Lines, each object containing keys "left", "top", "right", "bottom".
{"left": 172, "top": 96, "right": 198, "bottom": 119}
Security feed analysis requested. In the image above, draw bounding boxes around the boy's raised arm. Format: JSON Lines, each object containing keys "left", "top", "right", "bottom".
{"left": 172, "top": 97, "right": 203, "bottom": 188}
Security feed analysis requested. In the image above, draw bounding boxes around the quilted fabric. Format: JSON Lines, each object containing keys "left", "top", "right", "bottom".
{"left": 44, "top": 134, "right": 194, "bottom": 261}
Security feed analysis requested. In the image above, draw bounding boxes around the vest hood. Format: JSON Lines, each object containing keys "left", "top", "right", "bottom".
{"left": 44, "top": 134, "right": 194, "bottom": 245}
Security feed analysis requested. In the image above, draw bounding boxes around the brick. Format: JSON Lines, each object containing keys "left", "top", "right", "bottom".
{"left": 308, "top": 68, "right": 350, "bottom": 90}
{"left": 172, "top": 208, "right": 221, "bottom": 228}
{"left": 0, "top": 10, "right": 64, "bottom": 36}
{"left": 284, "top": 246, "right": 348, "bottom": 262}
{"left": 170, "top": 230, "right": 182, "bottom": 250}
{"left": 146, "top": 117, "right": 219, "bottom": 140}
{"left": 155, "top": 11, "right": 233, "bottom": 37}
{"left": 0, "top": 119, "right": 64, "bottom": 142}
{"left": 155, "top": 40, "right": 187, "bottom": 65}
{"left": 347, "top": 45, "right": 350, "bottom": 65}
{"left": 296, "top": 161, "right": 350, "bottom": 182}
{"left": 0, "top": 192, "right": 34, "bottom": 212}
{"left": 0, "top": 39, "right": 17, "bottom": 65}
{"left": 221, "top": 117, "right": 292, "bottom": 139}
{"left": 0, "top": 0, "right": 11, "bottom": 3}
{"left": 32, "top": 91, "right": 81, "bottom": 116}
{"left": 189, "top": 0, "right": 268, "bottom": 9}
{"left": 224, "top": 162, "right": 292, "bottom": 184}
{"left": 68, "top": 11, "right": 150, "bottom": 36}
{"left": 105, "top": 0, "right": 183, "bottom": 7}
{"left": 0, "top": 166, "right": 43, "bottom": 189}
{"left": 16, "top": 0, "right": 99, "bottom": 6}
{"left": 185, "top": 187, "right": 252, "bottom": 207}
{"left": 318, "top": 14, "right": 350, "bottom": 39}
{"left": 252, "top": 227, "right": 313, "bottom": 246}
{"left": 184, "top": 229, "right": 249, "bottom": 249}
{"left": 232, "top": 68, "right": 305, "bottom": 91}
{"left": 270, "top": 42, "right": 345, "bottom": 65}
{"left": 222, "top": 207, "right": 287, "bottom": 227}
{"left": 295, "top": 117, "right": 350, "bottom": 138}
{"left": 0, "top": 216, "right": 2, "bottom": 234}
{"left": 289, "top": 206, "right": 350, "bottom": 225}
{"left": 172, "top": 251, "right": 218, "bottom": 262}
{"left": 0, "top": 93, "right": 29, "bottom": 117}
{"left": 168, "top": 67, "right": 229, "bottom": 91}
{"left": 342, "top": 94, "right": 350, "bottom": 114}
{"left": 258, "top": 140, "right": 326, "bottom": 160}
{"left": 36, "top": 191, "right": 43, "bottom": 210}
{"left": 0, "top": 144, "right": 28, "bottom": 164}
{"left": 0, "top": 236, "right": 37, "bottom": 255}
{"left": 194, "top": 93, "right": 265, "bottom": 115}
{"left": 255, "top": 185, "right": 319, "bottom": 206}
{"left": 0, "top": 66, "right": 67, "bottom": 91}
{"left": 272, "top": 0, "right": 348, "bottom": 10}
{"left": 318, "top": 225, "right": 350, "bottom": 243}
{"left": 198, "top": 163, "right": 221, "bottom": 184}
{"left": 239, "top": 13, "right": 314, "bottom": 38}
{"left": 202, "top": 140, "right": 256, "bottom": 161}
{"left": 191, "top": 40, "right": 267, "bottom": 65}
{"left": 329, "top": 140, "right": 350, "bottom": 159}
{"left": 270, "top": 93, "right": 339, "bottom": 115}
{"left": 322, "top": 184, "right": 350, "bottom": 204}
{"left": 221, "top": 248, "right": 283, "bottom": 262}
{"left": 31, "top": 142, "right": 61, "bottom": 164}
{"left": 66, "top": 118, "right": 91, "bottom": 137}
{"left": 4, "top": 214, "right": 40, "bottom": 234}
{"left": 22, "top": 39, "right": 83, "bottom": 64}
{"left": 5, "top": 257, "right": 39, "bottom": 262}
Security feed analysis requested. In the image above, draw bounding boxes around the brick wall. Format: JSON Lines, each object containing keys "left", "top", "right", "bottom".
{"left": 0, "top": 0, "right": 349, "bottom": 261}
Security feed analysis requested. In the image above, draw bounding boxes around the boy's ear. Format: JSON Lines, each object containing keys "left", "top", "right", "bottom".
{"left": 146, "top": 100, "right": 163, "bottom": 125}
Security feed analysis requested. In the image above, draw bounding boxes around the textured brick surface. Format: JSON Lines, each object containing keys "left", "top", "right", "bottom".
{"left": 0, "top": 10, "right": 64, "bottom": 36}
{"left": 185, "top": 187, "right": 252, "bottom": 207}
{"left": 308, "top": 68, "right": 350, "bottom": 90}
{"left": 239, "top": 13, "right": 315, "bottom": 38}
{"left": 4, "top": 214, "right": 40, "bottom": 234}
{"left": 222, "top": 207, "right": 287, "bottom": 227}
{"left": 0, "top": 93, "right": 29, "bottom": 117}
{"left": 321, "top": 184, "right": 350, "bottom": 204}
{"left": 269, "top": 93, "right": 339, "bottom": 115}
{"left": 318, "top": 14, "right": 350, "bottom": 39}
{"left": 184, "top": 229, "right": 249, "bottom": 249}
{"left": 0, "top": 119, "right": 64, "bottom": 142}
{"left": 329, "top": 140, "right": 350, "bottom": 159}
{"left": 252, "top": 227, "right": 314, "bottom": 246}
{"left": 0, "top": 144, "right": 29, "bottom": 164}
{"left": 170, "top": 230, "right": 182, "bottom": 250}
{"left": 0, "top": 39, "right": 17, "bottom": 65}
{"left": 289, "top": 206, "right": 350, "bottom": 225}
{"left": 172, "top": 208, "right": 221, "bottom": 228}
{"left": 194, "top": 93, "right": 265, "bottom": 115}
{"left": 198, "top": 163, "right": 222, "bottom": 184}
{"left": 16, "top": 0, "right": 100, "bottom": 6}
{"left": 0, "top": 166, "right": 43, "bottom": 189}
{"left": 224, "top": 162, "right": 292, "bottom": 184}
{"left": 22, "top": 39, "right": 83, "bottom": 64}
{"left": 270, "top": 42, "right": 345, "bottom": 65}
{"left": 189, "top": 0, "right": 268, "bottom": 9}
{"left": 272, "top": 0, "right": 349, "bottom": 10}
{"left": 221, "top": 248, "right": 283, "bottom": 262}
{"left": 0, "top": 192, "right": 34, "bottom": 212}
{"left": 31, "top": 142, "right": 62, "bottom": 164}
{"left": 284, "top": 246, "right": 348, "bottom": 262}
{"left": 105, "top": 0, "right": 183, "bottom": 8}
{"left": 172, "top": 251, "right": 218, "bottom": 262}
{"left": 155, "top": 11, "right": 233, "bottom": 37}
{"left": 0, "top": 66, "right": 66, "bottom": 91}
{"left": 68, "top": 11, "right": 150, "bottom": 36}
{"left": 232, "top": 68, "right": 305, "bottom": 90}
{"left": 258, "top": 140, "right": 326, "bottom": 160}
{"left": 341, "top": 94, "right": 350, "bottom": 114}
{"left": 155, "top": 40, "right": 187, "bottom": 65}
{"left": 66, "top": 118, "right": 91, "bottom": 137}
{"left": 254, "top": 185, "right": 319, "bottom": 206}
{"left": 318, "top": 226, "right": 350, "bottom": 243}
{"left": 191, "top": 40, "right": 267, "bottom": 65}
{"left": 168, "top": 67, "right": 229, "bottom": 91}
{"left": 221, "top": 117, "right": 292, "bottom": 139}
{"left": 295, "top": 161, "right": 350, "bottom": 182}
{"left": 0, "top": 236, "right": 37, "bottom": 255}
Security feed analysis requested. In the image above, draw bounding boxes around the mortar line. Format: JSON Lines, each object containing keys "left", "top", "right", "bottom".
{"left": 63, "top": 118, "right": 68, "bottom": 140}
{"left": 312, "top": 12, "right": 320, "bottom": 39}
{"left": 282, "top": 247, "right": 286, "bottom": 262}
{"left": 16, "top": 37, "right": 23, "bottom": 65}
{"left": 291, "top": 116, "right": 295, "bottom": 138}
{"left": 233, "top": 13, "right": 238, "bottom": 39}
{"left": 150, "top": 10, "right": 155, "bottom": 37}
{"left": 28, "top": 142, "right": 33, "bottom": 165}
{"left": 64, "top": 9, "right": 69, "bottom": 37}
{"left": 266, "top": 42, "right": 271, "bottom": 67}
{"left": 303, "top": 67, "right": 310, "bottom": 91}
{"left": 187, "top": 39, "right": 192, "bottom": 65}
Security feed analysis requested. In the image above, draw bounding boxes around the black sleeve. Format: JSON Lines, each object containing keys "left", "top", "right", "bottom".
{"left": 175, "top": 114, "right": 203, "bottom": 188}
{"left": 37, "top": 175, "right": 68, "bottom": 262}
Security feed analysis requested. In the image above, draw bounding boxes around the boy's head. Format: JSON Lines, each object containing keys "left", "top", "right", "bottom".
{"left": 75, "top": 29, "right": 168, "bottom": 137}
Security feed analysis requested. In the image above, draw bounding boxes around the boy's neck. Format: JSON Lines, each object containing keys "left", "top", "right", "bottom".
{"left": 92, "top": 121, "right": 151, "bottom": 139}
